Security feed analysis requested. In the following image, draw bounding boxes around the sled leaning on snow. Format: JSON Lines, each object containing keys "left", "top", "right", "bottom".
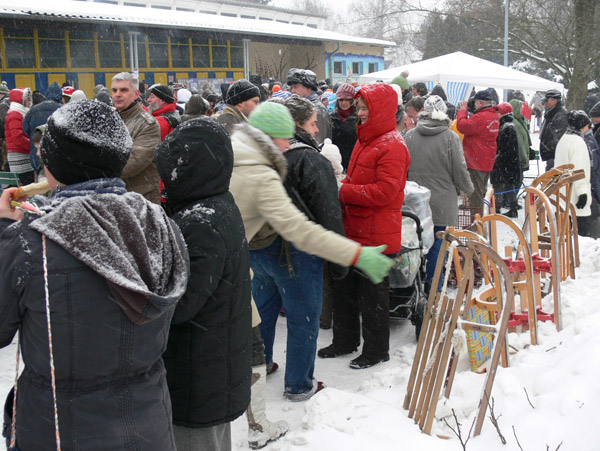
{"left": 403, "top": 229, "right": 514, "bottom": 437}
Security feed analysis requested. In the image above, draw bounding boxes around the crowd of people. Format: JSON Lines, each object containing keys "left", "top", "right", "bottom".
{"left": 1, "top": 67, "right": 600, "bottom": 450}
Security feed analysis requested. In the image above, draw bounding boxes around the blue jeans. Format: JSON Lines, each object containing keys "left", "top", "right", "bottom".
{"left": 250, "top": 237, "right": 323, "bottom": 395}
{"left": 426, "top": 225, "right": 447, "bottom": 291}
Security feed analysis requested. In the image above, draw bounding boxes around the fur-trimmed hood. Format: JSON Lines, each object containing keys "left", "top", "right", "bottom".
{"left": 230, "top": 122, "right": 287, "bottom": 179}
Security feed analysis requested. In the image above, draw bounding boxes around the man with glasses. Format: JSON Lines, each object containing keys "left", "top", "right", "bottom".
{"left": 539, "top": 89, "right": 569, "bottom": 171}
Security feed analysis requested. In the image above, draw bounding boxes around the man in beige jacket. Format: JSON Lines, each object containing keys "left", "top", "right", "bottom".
{"left": 111, "top": 72, "right": 162, "bottom": 204}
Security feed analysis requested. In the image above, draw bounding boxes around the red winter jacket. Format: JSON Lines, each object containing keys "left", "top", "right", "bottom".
{"left": 5, "top": 109, "right": 30, "bottom": 155}
{"left": 456, "top": 106, "right": 500, "bottom": 172}
{"left": 339, "top": 83, "right": 410, "bottom": 254}
{"left": 152, "top": 103, "right": 179, "bottom": 140}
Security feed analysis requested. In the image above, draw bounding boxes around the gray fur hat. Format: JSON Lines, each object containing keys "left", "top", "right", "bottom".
{"left": 284, "top": 94, "right": 315, "bottom": 125}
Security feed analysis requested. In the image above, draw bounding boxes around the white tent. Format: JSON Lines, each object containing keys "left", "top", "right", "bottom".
{"left": 358, "top": 51, "right": 564, "bottom": 104}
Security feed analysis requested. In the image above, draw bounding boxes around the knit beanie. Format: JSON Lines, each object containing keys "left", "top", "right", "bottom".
{"left": 62, "top": 86, "right": 75, "bottom": 98}
{"left": 284, "top": 94, "right": 315, "bottom": 125}
{"left": 95, "top": 88, "right": 112, "bottom": 105}
{"left": 226, "top": 79, "right": 261, "bottom": 106}
{"left": 391, "top": 74, "right": 410, "bottom": 90}
{"left": 588, "top": 101, "right": 600, "bottom": 118}
{"left": 336, "top": 83, "right": 356, "bottom": 100}
{"left": 9, "top": 88, "right": 31, "bottom": 106}
{"left": 567, "top": 110, "right": 591, "bottom": 131}
{"left": 177, "top": 88, "right": 192, "bottom": 104}
{"left": 149, "top": 84, "right": 175, "bottom": 103}
{"left": 0, "top": 81, "right": 9, "bottom": 96}
{"left": 497, "top": 102, "right": 513, "bottom": 116}
{"left": 389, "top": 84, "right": 403, "bottom": 106}
{"left": 424, "top": 95, "right": 448, "bottom": 114}
{"left": 70, "top": 90, "right": 87, "bottom": 102}
{"left": 40, "top": 100, "right": 133, "bottom": 185}
{"left": 248, "top": 102, "right": 295, "bottom": 138}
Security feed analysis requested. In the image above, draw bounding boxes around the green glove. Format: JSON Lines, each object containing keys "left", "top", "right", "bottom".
{"left": 354, "top": 245, "right": 395, "bottom": 284}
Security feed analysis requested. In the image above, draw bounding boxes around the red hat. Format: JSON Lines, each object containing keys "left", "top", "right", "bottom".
{"left": 336, "top": 83, "right": 356, "bottom": 100}
{"left": 497, "top": 102, "right": 513, "bottom": 116}
{"left": 272, "top": 85, "right": 281, "bottom": 93}
{"left": 9, "top": 88, "right": 32, "bottom": 105}
{"left": 62, "top": 86, "right": 76, "bottom": 97}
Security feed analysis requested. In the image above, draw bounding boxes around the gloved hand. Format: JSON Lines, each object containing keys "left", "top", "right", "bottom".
{"left": 576, "top": 194, "right": 587, "bottom": 209}
{"left": 354, "top": 245, "right": 395, "bottom": 284}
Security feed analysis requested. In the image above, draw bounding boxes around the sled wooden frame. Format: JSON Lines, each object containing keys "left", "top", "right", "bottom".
{"left": 403, "top": 230, "right": 514, "bottom": 437}
{"left": 473, "top": 211, "right": 540, "bottom": 345}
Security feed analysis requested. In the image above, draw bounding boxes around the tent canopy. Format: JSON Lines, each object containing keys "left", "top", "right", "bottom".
{"left": 359, "top": 52, "right": 564, "bottom": 104}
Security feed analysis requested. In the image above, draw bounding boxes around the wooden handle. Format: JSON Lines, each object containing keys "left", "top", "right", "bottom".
{"left": 11, "top": 180, "right": 50, "bottom": 200}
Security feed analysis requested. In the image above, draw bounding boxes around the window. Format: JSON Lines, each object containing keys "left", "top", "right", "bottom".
{"left": 230, "top": 46, "right": 244, "bottom": 68}
{"left": 221, "top": 12, "right": 237, "bottom": 17}
{"left": 68, "top": 31, "right": 96, "bottom": 68}
{"left": 171, "top": 37, "right": 190, "bottom": 68}
{"left": 124, "top": 39, "right": 147, "bottom": 68}
{"left": 192, "top": 36, "right": 210, "bottom": 68}
{"left": 38, "top": 29, "right": 66, "bottom": 68}
{"left": 148, "top": 33, "right": 169, "bottom": 68}
{"left": 212, "top": 45, "right": 228, "bottom": 68}
{"left": 333, "top": 61, "right": 343, "bottom": 75}
{"left": 352, "top": 62, "right": 361, "bottom": 75}
{"left": 368, "top": 62, "right": 378, "bottom": 73}
{"left": 3, "top": 27, "right": 35, "bottom": 68}
{"left": 307, "top": 24, "right": 318, "bottom": 28}
{"left": 241, "top": 15, "right": 255, "bottom": 19}
{"left": 98, "top": 31, "right": 122, "bottom": 68}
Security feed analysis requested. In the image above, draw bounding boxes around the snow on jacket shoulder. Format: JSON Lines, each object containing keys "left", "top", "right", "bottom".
{"left": 0, "top": 179, "right": 189, "bottom": 450}
{"left": 229, "top": 122, "right": 360, "bottom": 267}
{"left": 554, "top": 132, "right": 592, "bottom": 216}
{"left": 456, "top": 106, "right": 500, "bottom": 172}
{"left": 340, "top": 83, "right": 410, "bottom": 253}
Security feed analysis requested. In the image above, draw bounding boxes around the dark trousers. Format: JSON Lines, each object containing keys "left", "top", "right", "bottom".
{"left": 332, "top": 268, "right": 390, "bottom": 359}
{"left": 467, "top": 169, "right": 490, "bottom": 217}
{"left": 493, "top": 181, "right": 518, "bottom": 210}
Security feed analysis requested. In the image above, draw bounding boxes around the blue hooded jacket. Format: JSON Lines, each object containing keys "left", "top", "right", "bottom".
{"left": 22, "top": 82, "right": 63, "bottom": 171}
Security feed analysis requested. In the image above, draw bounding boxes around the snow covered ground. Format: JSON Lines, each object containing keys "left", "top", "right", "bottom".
{"left": 2, "top": 132, "right": 600, "bottom": 450}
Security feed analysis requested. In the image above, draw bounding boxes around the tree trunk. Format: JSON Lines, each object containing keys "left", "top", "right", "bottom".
{"left": 567, "top": 0, "right": 596, "bottom": 109}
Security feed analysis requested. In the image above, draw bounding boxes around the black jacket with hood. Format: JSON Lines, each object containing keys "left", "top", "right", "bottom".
{"left": 156, "top": 117, "right": 252, "bottom": 428}
{"left": 491, "top": 113, "right": 522, "bottom": 186}
{"left": 540, "top": 102, "right": 569, "bottom": 161}
{"left": 0, "top": 178, "right": 189, "bottom": 450}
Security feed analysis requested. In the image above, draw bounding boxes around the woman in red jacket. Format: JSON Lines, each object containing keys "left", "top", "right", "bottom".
{"left": 5, "top": 88, "right": 33, "bottom": 185}
{"left": 318, "top": 83, "right": 410, "bottom": 369}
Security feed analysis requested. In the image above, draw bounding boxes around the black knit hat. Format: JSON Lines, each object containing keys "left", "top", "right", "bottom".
{"left": 589, "top": 101, "right": 600, "bottom": 118}
{"left": 149, "top": 84, "right": 175, "bottom": 103}
{"left": 40, "top": 100, "right": 133, "bottom": 185}
{"left": 226, "top": 79, "right": 261, "bottom": 106}
{"left": 567, "top": 110, "right": 591, "bottom": 131}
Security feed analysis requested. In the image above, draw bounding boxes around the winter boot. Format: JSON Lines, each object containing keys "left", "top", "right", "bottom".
{"left": 247, "top": 364, "right": 289, "bottom": 449}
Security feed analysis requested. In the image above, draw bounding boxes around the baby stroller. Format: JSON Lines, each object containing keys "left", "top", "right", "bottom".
{"left": 389, "top": 208, "right": 429, "bottom": 341}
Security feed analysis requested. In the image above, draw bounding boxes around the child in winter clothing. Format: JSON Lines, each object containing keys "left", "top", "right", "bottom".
{"left": 5, "top": 88, "right": 33, "bottom": 185}
{"left": 491, "top": 102, "right": 521, "bottom": 218}
{"left": 0, "top": 100, "right": 189, "bottom": 450}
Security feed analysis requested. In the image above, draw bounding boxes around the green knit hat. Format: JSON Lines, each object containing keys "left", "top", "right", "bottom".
{"left": 248, "top": 102, "right": 295, "bottom": 138}
{"left": 391, "top": 75, "right": 410, "bottom": 90}
{"left": 0, "top": 81, "right": 9, "bottom": 96}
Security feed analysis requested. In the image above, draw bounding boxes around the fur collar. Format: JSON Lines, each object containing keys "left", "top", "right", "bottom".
{"left": 9, "top": 102, "right": 29, "bottom": 116}
{"left": 233, "top": 122, "right": 287, "bottom": 179}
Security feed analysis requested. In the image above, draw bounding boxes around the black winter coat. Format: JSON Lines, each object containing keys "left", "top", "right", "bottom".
{"left": 0, "top": 178, "right": 189, "bottom": 451}
{"left": 156, "top": 117, "right": 252, "bottom": 428}
{"left": 491, "top": 114, "right": 522, "bottom": 186}
{"left": 23, "top": 100, "right": 61, "bottom": 152}
{"left": 283, "top": 128, "right": 348, "bottom": 279}
{"left": 540, "top": 103, "right": 569, "bottom": 161}
{"left": 330, "top": 107, "right": 358, "bottom": 171}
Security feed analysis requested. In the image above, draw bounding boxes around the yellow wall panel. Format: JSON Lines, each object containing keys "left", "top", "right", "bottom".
{"left": 105, "top": 73, "right": 120, "bottom": 87}
{"left": 233, "top": 72, "right": 244, "bottom": 81}
{"left": 48, "top": 74, "right": 66, "bottom": 87}
{"left": 196, "top": 72, "right": 208, "bottom": 79}
{"left": 215, "top": 72, "right": 227, "bottom": 79}
{"left": 176, "top": 72, "right": 188, "bottom": 81}
{"left": 154, "top": 73, "right": 168, "bottom": 85}
{"left": 15, "top": 74, "right": 36, "bottom": 91}
{"left": 78, "top": 73, "right": 95, "bottom": 99}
